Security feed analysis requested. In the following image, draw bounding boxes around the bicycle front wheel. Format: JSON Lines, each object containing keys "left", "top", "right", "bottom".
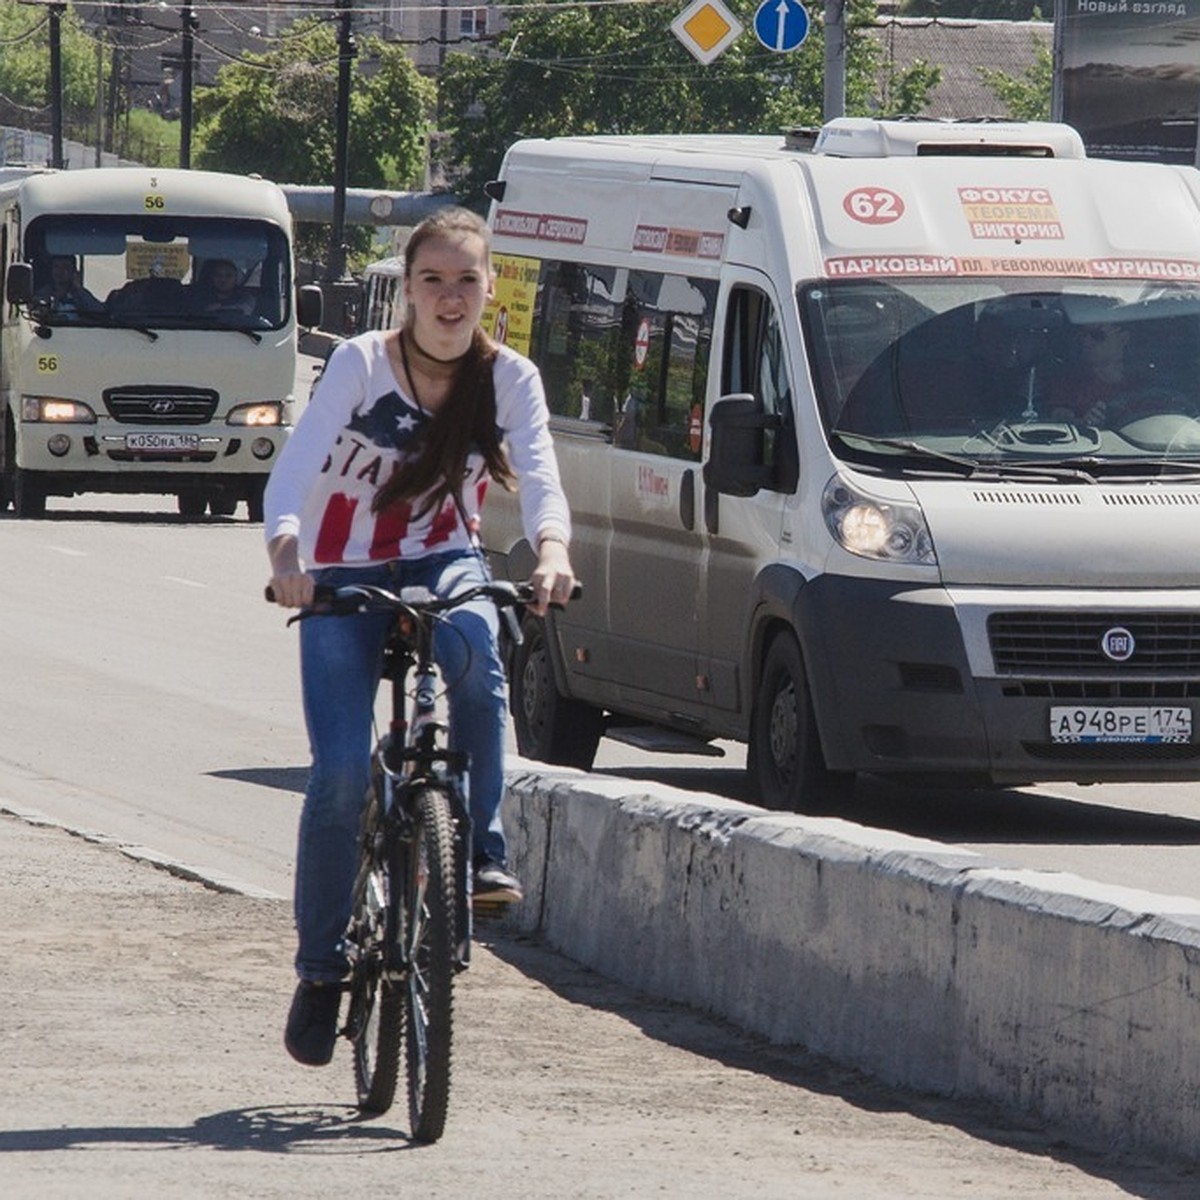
{"left": 400, "top": 785, "right": 458, "bottom": 1143}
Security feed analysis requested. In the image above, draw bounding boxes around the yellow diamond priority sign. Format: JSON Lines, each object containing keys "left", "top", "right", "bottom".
{"left": 671, "top": 0, "right": 744, "bottom": 65}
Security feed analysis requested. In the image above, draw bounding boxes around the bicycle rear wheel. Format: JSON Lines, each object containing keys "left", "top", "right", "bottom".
{"left": 350, "top": 786, "right": 405, "bottom": 1116}
{"left": 400, "top": 785, "right": 458, "bottom": 1142}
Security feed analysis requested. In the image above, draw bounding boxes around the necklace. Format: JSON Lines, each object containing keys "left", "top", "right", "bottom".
{"left": 401, "top": 327, "right": 466, "bottom": 381}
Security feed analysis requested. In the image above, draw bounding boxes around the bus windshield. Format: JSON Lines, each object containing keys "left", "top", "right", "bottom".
{"left": 24, "top": 214, "right": 291, "bottom": 332}
{"left": 802, "top": 277, "right": 1200, "bottom": 471}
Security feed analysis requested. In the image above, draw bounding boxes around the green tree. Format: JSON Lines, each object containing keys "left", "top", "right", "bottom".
{"left": 0, "top": 1, "right": 99, "bottom": 131}
{"left": 194, "top": 20, "right": 434, "bottom": 191}
{"left": 978, "top": 36, "right": 1051, "bottom": 120}
{"left": 440, "top": 0, "right": 939, "bottom": 206}
{"left": 900, "top": 0, "right": 1050, "bottom": 17}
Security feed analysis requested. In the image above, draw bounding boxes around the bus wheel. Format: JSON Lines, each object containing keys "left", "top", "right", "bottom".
{"left": 245, "top": 479, "right": 266, "bottom": 523}
{"left": 511, "top": 614, "right": 604, "bottom": 769}
{"left": 12, "top": 468, "right": 47, "bottom": 519}
{"left": 749, "top": 630, "right": 851, "bottom": 812}
{"left": 208, "top": 493, "right": 238, "bottom": 518}
{"left": 177, "top": 490, "right": 207, "bottom": 518}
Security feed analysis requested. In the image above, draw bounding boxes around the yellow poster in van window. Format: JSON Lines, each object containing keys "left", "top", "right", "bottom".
{"left": 483, "top": 253, "right": 540, "bottom": 356}
{"left": 125, "top": 242, "right": 189, "bottom": 280}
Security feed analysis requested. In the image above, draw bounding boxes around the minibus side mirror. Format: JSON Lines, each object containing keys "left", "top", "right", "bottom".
{"left": 5, "top": 261, "right": 33, "bottom": 305}
{"left": 703, "top": 394, "right": 778, "bottom": 497}
{"left": 296, "top": 283, "right": 323, "bottom": 330}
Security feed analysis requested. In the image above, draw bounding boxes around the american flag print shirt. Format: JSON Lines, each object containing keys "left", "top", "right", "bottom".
{"left": 263, "top": 330, "right": 571, "bottom": 568}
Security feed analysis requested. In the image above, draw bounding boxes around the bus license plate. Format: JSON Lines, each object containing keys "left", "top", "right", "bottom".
{"left": 125, "top": 432, "right": 199, "bottom": 453}
{"left": 1050, "top": 706, "right": 1192, "bottom": 744}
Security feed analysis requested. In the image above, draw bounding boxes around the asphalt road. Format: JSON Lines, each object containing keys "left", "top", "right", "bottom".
{"left": 4, "top": 494, "right": 1200, "bottom": 1191}
{"left": 5, "top": 492, "right": 1200, "bottom": 908}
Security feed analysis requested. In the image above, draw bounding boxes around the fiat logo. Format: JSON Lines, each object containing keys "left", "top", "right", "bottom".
{"left": 150, "top": 398, "right": 176, "bottom": 415}
{"left": 1100, "top": 626, "right": 1135, "bottom": 662}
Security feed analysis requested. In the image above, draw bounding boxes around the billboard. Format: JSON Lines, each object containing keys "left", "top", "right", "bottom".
{"left": 1055, "top": 0, "right": 1200, "bottom": 164}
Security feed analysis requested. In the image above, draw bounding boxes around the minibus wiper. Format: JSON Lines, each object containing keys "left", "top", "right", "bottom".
{"left": 834, "top": 431, "right": 1100, "bottom": 483}
{"left": 832, "top": 432, "right": 980, "bottom": 474}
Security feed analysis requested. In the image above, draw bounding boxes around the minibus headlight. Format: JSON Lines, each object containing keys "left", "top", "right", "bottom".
{"left": 21, "top": 395, "right": 97, "bottom": 423}
{"left": 821, "top": 474, "right": 936, "bottom": 565}
{"left": 227, "top": 401, "right": 284, "bottom": 427}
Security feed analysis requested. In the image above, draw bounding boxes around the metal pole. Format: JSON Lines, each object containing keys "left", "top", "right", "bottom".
{"left": 180, "top": 4, "right": 197, "bottom": 169}
{"left": 823, "top": 0, "right": 845, "bottom": 121}
{"left": 95, "top": 8, "right": 104, "bottom": 165}
{"left": 326, "top": 0, "right": 355, "bottom": 283}
{"left": 48, "top": 3, "right": 64, "bottom": 168}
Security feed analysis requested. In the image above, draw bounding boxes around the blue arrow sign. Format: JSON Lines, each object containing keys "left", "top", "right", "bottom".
{"left": 753, "top": 0, "right": 809, "bottom": 52}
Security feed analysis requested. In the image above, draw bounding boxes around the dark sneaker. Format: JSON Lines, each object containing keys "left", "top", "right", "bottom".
{"left": 473, "top": 856, "right": 524, "bottom": 905}
{"left": 284, "top": 980, "right": 342, "bottom": 1066}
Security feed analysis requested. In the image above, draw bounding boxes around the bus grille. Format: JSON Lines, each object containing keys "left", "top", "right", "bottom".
{"left": 989, "top": 611, "right": 1200, "bottom": 673}
{"left": 104, "top": 387, "right": 219, "bottom": 425}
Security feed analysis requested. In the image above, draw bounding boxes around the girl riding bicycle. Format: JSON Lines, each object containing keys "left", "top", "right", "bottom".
{"left": 264, "top": 206, "right": 575, "bottom": 1068}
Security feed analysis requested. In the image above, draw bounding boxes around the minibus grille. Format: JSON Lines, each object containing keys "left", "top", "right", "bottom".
{"left": 104, "top": 387, "right": 219, "bottom": 425}
{"left": 989, "top": 612, "right": 1200, "bottom": 673}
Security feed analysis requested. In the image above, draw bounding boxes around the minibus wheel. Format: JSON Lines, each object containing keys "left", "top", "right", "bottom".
{"left": 12, "top": 467, "right": 46, "bottom": 519}
{"left": 749, "top": 630, "right": 850, "bottom": 812}
{"left": 177, "top": 489, "right": 207, "bottom": 518}
{"left": 511, "top": 614, "right": 603, "bottom": 769}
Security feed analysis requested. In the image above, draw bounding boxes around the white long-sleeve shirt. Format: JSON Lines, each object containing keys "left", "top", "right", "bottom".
{"left": 264, "top": 330, "right": 571, "bottom": 569}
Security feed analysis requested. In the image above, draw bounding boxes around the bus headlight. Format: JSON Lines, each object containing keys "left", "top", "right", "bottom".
{"left": 821, "top": 474, "right": 936, "bottom": 565}
{"left": 227, "top": 401, "right": 284, "bottom": 427}
{"left": 21, "top": 395, "right": 97, "bottom": 423}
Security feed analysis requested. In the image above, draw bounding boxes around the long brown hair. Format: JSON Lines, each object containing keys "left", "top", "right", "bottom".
{"left": 371, "top": 208, "right": 516, "bottom": 518}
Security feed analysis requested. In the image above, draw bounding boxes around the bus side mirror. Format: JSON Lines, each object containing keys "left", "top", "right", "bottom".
{"left": 296, "top": 283, "right": 323, "bottom": 330}
{"left": 5, "top": 262, "right": 33, "bottom": 305}
{"left": 703, "top": 394, "right": 778, "bottom": 497}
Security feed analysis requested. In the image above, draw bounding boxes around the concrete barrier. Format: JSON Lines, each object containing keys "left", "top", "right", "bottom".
{"left": 502, "top": 764, "right": 1200, "bottom": 1161}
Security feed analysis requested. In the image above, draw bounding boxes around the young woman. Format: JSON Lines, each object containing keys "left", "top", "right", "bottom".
{"left": 264, "top": 207, "right": 575, "bottom": 1067}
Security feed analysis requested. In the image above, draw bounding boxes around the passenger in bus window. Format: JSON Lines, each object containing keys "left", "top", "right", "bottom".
{"left": 34, "top": 255, "right": 103, "bottom": 317}
{"left": 192, "top": 258, "right": 255, "bottom": 317}
{"left": 1046, "top": 320, "right": 1190, "bottom": 427}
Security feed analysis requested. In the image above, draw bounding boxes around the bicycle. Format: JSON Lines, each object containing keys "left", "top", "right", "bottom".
{"left": 272, "top": 576, "right": 575, "bottom": 1141}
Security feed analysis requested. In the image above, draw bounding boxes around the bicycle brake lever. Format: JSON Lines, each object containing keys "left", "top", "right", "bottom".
{"left": 500, "top": 604, "right": 524, "bottom": 647}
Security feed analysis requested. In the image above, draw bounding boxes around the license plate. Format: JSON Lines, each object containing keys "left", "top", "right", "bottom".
{"left": 125, "top": 432, "right": 199, "bottom": 453}
{"left": 1050, "top": 705, "right": 1192, "bottom": 744}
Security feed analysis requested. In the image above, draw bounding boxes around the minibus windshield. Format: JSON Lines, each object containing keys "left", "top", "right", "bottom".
{"left": 802, "top": 277, "right": 1200, "bottom": 470}
{"left": 24, "top": 214, "right": 291, "bottom": 332}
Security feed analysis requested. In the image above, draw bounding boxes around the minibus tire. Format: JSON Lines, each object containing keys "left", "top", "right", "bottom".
{"left": 246, "top": 479, "right": 266, "bottom": 523}
{"left": 511, "top": 614, "right": 603, "bottom": 769}
{"left": 12, "top": 468, "right": 47, "bottom": 519}
{"left": 177, "top": 489, "right": 207, "bottom": 518}
{"left": 749, "top": 630, "right": 845, "bottom": 812}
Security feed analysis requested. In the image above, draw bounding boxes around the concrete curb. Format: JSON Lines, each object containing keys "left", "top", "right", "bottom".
{"left": 502, "top": 765, "right": 1200, "bottom": 1162}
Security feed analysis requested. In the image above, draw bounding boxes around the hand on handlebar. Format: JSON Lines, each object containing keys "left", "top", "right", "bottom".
{"left": 266, "top": 569, "right": 315, "bottom": 609}
{"left": 529, "top": 538, "right": 575, "bottom": 617}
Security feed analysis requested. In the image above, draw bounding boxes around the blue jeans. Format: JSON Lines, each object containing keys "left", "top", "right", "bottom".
{"left": 293, "top": 551, "right": 508, "bottom": 982}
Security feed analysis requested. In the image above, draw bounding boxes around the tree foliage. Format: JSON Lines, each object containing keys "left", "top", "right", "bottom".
{"left": 439, "top": 0, "right": 940, "bottom": 206}
{"left": 979, "top": 36, "right": 1051, "bottom": 120}
{"left": 194, "top": 20, "right": 434, "bottom": 191}
{"left": 0, "top": 1, "right": 99, "bottom": 123}
{"left": 900, "top": 0, "right": 1049, "bottom": 17}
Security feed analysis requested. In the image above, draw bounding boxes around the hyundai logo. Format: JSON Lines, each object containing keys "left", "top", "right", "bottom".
{"left": 1100, "top": 626, "right": 1135, "bottom": 662}
{"left": 150, "top": 398, "right": 176, "bottom": 415}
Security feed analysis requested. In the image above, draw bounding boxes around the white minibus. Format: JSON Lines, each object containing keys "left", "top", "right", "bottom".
{"left": 480, "top": 117, "right": 1200, "bottom": 808}
{"left": 1, "top": 167, "right": 320, "bottom": 518}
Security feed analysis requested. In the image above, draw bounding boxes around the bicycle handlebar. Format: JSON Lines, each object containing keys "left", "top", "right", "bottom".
{"left": 264, "top": 579, "right": 582, "bottom": 615}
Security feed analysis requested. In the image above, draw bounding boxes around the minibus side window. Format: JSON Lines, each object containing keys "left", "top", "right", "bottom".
{"left": 612, "top": 270, "right": 714, "bottom": 461}
{"left": 532, "top": 260, "right": 625, "bottom": 424}
{"left": 721, "top": 286, "right": 798, "bottom": 492}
